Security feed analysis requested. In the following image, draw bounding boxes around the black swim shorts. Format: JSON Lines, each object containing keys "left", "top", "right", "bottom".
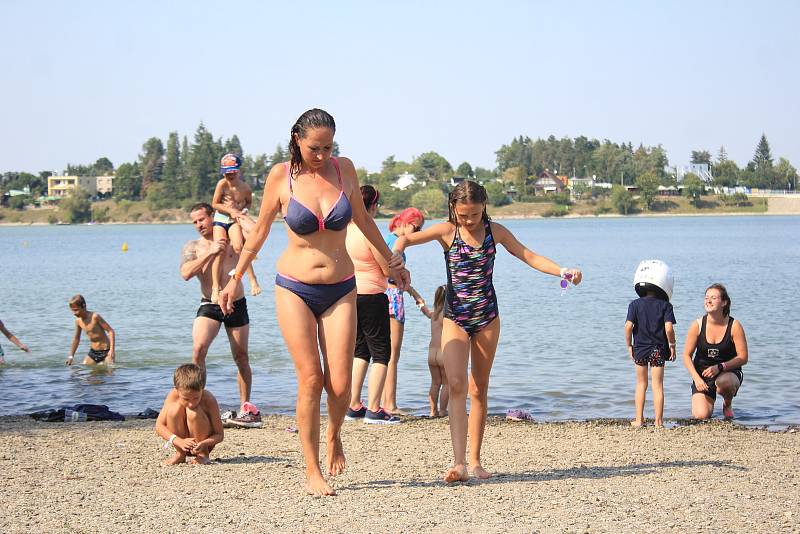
{"left": 196, "top": 297, "right": 249, "bottom": 328}
{"left": 354, "top": 293, "right": 391, "bottom": 365}
{"left": 87, "top": 348, "right": 109, "bottom": 363}
{"left": 691, "top": 368, "right": 744, "bottom": 401}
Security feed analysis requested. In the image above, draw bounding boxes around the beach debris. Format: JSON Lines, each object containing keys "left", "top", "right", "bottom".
{"left": 506, "top": 409, "right": 534, "bottom": 422}
{"left": 285, "top": 426, "right": 298, "bottom": 433}
{"left": 121, "top": 242, "right": 128, "bottom": 252}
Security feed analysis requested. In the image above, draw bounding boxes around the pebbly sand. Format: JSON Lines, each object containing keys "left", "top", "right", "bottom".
{"left": 1, "top": 415, "right": 797, "bottom": 533}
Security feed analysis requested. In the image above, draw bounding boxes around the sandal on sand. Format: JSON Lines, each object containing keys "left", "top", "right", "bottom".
{"left": 506, "top": 409, "right": 533, "bottom": 421}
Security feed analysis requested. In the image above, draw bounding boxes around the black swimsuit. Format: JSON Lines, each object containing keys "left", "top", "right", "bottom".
{"left": 691, "top": 315, "right": 743, "bottom": 400}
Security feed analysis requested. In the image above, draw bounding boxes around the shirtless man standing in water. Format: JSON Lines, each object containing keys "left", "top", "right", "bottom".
{"left": 180, "top": 202, "right": 261, "bottom": 428}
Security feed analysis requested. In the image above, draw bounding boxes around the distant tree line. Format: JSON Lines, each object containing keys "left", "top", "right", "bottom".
{"left": 2, "top": 126, "right": 796, "bottom": 217}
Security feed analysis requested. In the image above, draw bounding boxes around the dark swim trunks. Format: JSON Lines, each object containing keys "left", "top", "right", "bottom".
{"left": 691, "top": 368, "right": 744, "bottom": 401}
{"left": 88, "top": 348, "right": 110, "bottom": 363}
{"left": 196, "top": 297, "right": 249, "bottom": 328}
{"left": 633, "top": 347, "right": 666, "bottom": 367}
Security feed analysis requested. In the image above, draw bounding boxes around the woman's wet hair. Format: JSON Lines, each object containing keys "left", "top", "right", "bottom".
{"left": 448, "top": 180, "right": 489, "bottom": 225}
{"left": 360, "top": 185, "right": 380, "bottom": 210}
{"left": 69, "top": 294, "right": 86, "bottom": 309}
{"left": 706, "top": 283, "right": 731, "bottom": 316}
{"left": 288, "top": 108, "right": 336, "bottom": 177}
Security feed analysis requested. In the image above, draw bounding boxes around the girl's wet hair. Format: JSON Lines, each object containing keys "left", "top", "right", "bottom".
{"left": 432, "top": 285, "right": 446, "bottom": 320}
{"left": 706, "top": 283, "right": 731, "bottom": 316}
{"left": 288, "top": 108, "right": 336, "bottom": 177}
{"left": 360, "top": 185, "right": 380, "bottom": 209}
{"left": 69, "top": 294, "right": 86, "bottom": 308}
{"left": 448, "top": 180, "right": 490, "bottom": 225}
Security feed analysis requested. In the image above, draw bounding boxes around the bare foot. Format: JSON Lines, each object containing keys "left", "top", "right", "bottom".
{"left": 305, "top": 473, "right": 336, "bottom": 497}
{"left": 210, "top": 287, "right": 220, "bottom": 304}
{"left": 654, "top": 422, "right": 664, "bottom": 429}
{"left": 326, "top": 436, "right": 346, "bottom": 476}
{"left": 385, "top": 407, "right": 409, "bottom": 416}
{"left": 469, "top": 464, "right": 492, "bottom": 479}
{"left": 723, "top": 403, "right": 735, "bottom": 418}
{"left": 429, "top": 410, "right": 439, "bottom": 418}
{"left": 630, "top": 419, "right": 644, "bottom": 428}
{"left": 250, "top": 282, "right": 262, "bottom": 297}
{"left": 164, "top": 452, "right": 186, "bottom": 465}
{"left": 444, "top": 464, "right": 470, "bottom": 484}
{"left": 189, "top": 454, "right": 211, "bottom": 465}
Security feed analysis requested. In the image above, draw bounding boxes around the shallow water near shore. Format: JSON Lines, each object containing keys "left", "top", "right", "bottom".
{"left": 1, "top": 216, "right": 798, "bottom": 427}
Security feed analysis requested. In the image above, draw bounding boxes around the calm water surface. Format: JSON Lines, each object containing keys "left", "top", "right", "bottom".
{"left": 1, "top": 216, "right": 798, "bottom": 427}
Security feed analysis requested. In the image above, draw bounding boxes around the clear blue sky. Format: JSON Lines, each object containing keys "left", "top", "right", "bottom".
{"left": 2, "top": 0, "right": 798, "bottom": 175}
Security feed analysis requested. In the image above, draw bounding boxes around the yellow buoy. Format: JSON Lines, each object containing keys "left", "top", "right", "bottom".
{"left": 121, "top": 242, "right": 128, "bottom": 252}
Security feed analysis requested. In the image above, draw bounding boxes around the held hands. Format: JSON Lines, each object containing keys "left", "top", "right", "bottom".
{"left": 388, "top": 252, "right": 411, "bottom": 291}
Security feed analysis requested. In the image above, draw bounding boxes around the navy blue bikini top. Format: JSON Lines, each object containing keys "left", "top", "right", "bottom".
{"left": 284, "top": 157, "right": 352, "bottom": 235}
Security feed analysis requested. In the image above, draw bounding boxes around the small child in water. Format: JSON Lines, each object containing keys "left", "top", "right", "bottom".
{"left": 0, "top": 319, "right": 30, "bottom": 364}
{"left": 156, "top": 363, "right": 224, "bottom": 465}
{"left": 66, "top": 294, "right": 115, "bottom": 366}
{"left": 425, "top": 286, "right": 448, "bottom": 417}
{"left": 624, "top": 260, "right": 677, "bottom": 427}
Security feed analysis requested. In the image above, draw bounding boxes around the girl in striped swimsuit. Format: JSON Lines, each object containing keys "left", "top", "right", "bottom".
{"left": 393, "top": 180, "right": 582, "bottom": 483}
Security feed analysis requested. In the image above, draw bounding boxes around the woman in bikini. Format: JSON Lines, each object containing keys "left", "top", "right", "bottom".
{"left": 219, "top": 109, "right": 409, "bottom": 497}
{"left": 393, "top": 180, "right": 581, "bottom": 483}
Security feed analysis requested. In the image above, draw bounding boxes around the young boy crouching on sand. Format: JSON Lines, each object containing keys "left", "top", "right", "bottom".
{"left": 156, "top": 363, "right": 224, "bottom": 465}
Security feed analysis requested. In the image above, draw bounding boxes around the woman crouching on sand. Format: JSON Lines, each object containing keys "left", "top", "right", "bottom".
{"left": 219, "top": 109, "right": 409, "bottom": 496}
{"left": 682, "top": 283, "right": 748, "bottom": 419}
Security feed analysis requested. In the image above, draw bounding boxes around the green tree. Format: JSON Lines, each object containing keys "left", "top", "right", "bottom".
{"left": 611, "top": 185, "right": 634, "bottom": 215}
{"left": 716, "top": 145, "right": 728, "bottom": 163}
{"left": 332, "top": 141, "right": 340, "bottom": 157}
{"left": 682, "top": 173, "right": 705, "bottom": 207}
{"left": 139, "top": 137, "right": 165, "bottom": 196}
{"left": 162, "top": 132, "right": 181, "bottom": 200}
{"left": 473, "top": 167, "right": 495, "bottom": 181}
{"left": 187, "top": 123, "right": 219, "bottom": 199}
{"left": 113, "top": 162, "right": 141, "bottom": 200}
{"left": 93, "top": 157, "right": 114, "bottom": 175}
{"left": 774, "top": 158, "right": 798, "bottom": 191}
{"left": 712, "top": 160, "right": 740, "bottom": 188}
{"left": 752, "top": 134, "right": 773, "bottom": 170}
{"left": 58, "top": 190, "right": 92, "bottom": 223}
{"left": 456, "top": 161, "right": 474, "bottom": 178}
{"left": 145, "top": 182, "right": 173, "bottom": 210}
{"left": 411, "top": 188, "right": 448, "bottom": 217}
{"left": 485, "top": 181, "right": 510, "bottom": 206}
{"left": 269, "top": 144, "right": 286, "bottom": 167}
{"left": 224, "top": 135, "right": 243, "bottom": 156}
{"left": 179, "top": 135, "right": 191, "bottom": 198}
{"left": 413, "top": 151, "right": 453, "bottom": 182}
{"left": 635, "top": 171, "right": 660, "bottom": 210}
{"left": 8, "top": 195, "right": 28, "bottom": 210}
{"left": 691, "top": 150, "right": 712, "bottom": 165}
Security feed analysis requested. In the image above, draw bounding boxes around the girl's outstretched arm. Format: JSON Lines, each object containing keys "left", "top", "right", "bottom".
{"left": 393, "top": 221, "right": 453, "bottom": 253}
{"left": 491, "top": 222, "right": 582, "bottom": 284}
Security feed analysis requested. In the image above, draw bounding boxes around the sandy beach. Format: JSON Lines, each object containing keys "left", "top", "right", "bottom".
{"left": 1, "top": 415, "right": 797, "bottom": 533}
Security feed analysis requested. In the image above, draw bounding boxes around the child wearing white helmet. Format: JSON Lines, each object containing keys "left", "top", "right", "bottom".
{"left": 624, "top": 260, "right": 677, "bottom": 427}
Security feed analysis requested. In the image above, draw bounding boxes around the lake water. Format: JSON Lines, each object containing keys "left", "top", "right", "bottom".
{"left": 1, "top": 216, "right": 798, "bottom": 428}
